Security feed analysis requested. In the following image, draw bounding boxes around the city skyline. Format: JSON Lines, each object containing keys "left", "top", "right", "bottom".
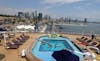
{"left": 0, "top": 0, "right": 100, "bottom": 21}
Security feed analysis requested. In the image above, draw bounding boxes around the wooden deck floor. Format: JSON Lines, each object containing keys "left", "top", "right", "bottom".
{"left": 0, "top": 33, "right": 100, "bottom": 61}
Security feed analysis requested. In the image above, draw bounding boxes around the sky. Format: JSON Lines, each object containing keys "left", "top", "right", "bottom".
{"left": 0, "top": 0, "right": 100, "bottom": 21}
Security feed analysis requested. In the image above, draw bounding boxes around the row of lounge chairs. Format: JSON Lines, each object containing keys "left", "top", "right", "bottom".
{"left": 76, "top": 36, "right": 100, "bottom": 54}
{"left": 6, "top": 34, "right": 29, "bottom": 49}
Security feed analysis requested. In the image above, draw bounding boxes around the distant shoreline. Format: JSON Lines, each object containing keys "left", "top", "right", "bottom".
{"left": 55, "top": 23, "right": 87, "bottom": 26}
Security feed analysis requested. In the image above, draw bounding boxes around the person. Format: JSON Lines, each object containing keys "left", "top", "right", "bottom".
{"left": 48, "top": 43, "right": 52, "bottom": 48}
{"left": 21, "top": 49, "right": 26, "bottom": 58}
{"left": 55, "top": 44, "right": 60, "bottom": 48}
{"left": 91, "top": 32, "right": 96, "bottom": 40}
{"left": 91, "top": 34, "right": 95, "bottom": 40}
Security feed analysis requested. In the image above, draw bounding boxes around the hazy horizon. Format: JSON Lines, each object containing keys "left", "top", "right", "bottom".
{"left": 0, "top": 0, "right": 100, "bottom": 22}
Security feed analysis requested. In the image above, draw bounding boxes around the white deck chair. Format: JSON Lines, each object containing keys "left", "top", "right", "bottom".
{"left": 87, "top": 46, "right": 100, "bottom": 54}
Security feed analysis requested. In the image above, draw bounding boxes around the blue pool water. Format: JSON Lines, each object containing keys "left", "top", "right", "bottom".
{"left": 39, "top": 39, "right": 74, "bottom": 51}
{"left": 32, "top": 36, "right": 84, "bottom": 61}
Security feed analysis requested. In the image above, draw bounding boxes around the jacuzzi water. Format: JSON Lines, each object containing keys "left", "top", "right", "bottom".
{"left": 32, "top": 36, "right": 84, "bottom": 61}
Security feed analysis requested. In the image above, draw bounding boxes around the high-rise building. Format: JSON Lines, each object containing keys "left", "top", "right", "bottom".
{"left": 48, "top": 16, "right": 51, "bottom": 21}
{"left": 84, "top": 18, "right": 87, "bottom": 23}
{"left": 34, "top": 11, "right": 38, "bottom": 20}
{"left": 38, "top": 13, "right": 42, "bottom": 21}
{"left": 44, "top": 15, "right": 50, "bottom": 20}
{"left": 25, "top": 12, "right": 30, "bottom": 19}
{"left": 32, "top": 12, "right": 34, "bottom": 19}
{"left": 34, "top": 11, "right": 37, "bottom": 17}
{"left": 18, "top": 12, "right": 24, "bottom": 18}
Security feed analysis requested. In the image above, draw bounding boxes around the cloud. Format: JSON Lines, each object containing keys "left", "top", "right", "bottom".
{"left": 42, "top": 0, "right": 83, "bottom": 4}
{"left": 0, "top": 7, "right": 35, "bottom": 15}
{"left": 43, "top": 3, "right": 64, "bottom": 10}
{"left": 0, "top": 7, "right": 17, "bottom": 15}
{"left": 0, "top": 7, "right": 48, "bottom": 16}
{"left": 42, "top": 0, "right": 84, "bottom": 10}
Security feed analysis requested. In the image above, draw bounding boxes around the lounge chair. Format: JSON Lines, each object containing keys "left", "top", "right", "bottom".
{"left": 86, "top": 42, "right": 100, "bottom": 55}
{"left": 12, "top": 39, "right": 23, "bottom": 45}
{"left": 76, "top": 36, "right": 85, "bottom": 39}
{"left": 83, "top": 39, "right": 93, "bottom": 46}
{"left": 85, "top": 39, "right": 92, "bottom": 43}
{"left": 87, "top": 46, "right": 100, "bottom": 54}
{"left": 76, "top": 37, "right": 88, "bottom": 42}
{"left": 76, "top": 38, "right": 89, "bottom": 46}
{"left": 81, "top": 36, "right": 85, "bottom": 39}
{"left": 20, "top": 34, "right": 29, "bottom": 40}
{"left": 89, "top": 41, "right": 99, "bottom": 46}
{"left": 96, "top": 44, "right": 100, "bottom": 50}
{"left": 16, "top": 37, "right": 26, "bottom": 43}
{"left": 6, "top": 42, "right": 19, "bottom": 49}
{"left": 82, "top": 38, "right": 88, "bottom": 42}
{"left": 20, "top": 36, "right": 27, "bottom": 41}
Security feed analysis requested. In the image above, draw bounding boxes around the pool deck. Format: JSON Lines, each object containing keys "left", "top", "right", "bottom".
{"left": 0, "top": 33, "right": 100, "bottom": 61}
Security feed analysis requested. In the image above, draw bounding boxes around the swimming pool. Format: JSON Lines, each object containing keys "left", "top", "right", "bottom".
{"left": 32, "top": 35, "right": 84, "bottom": 61}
